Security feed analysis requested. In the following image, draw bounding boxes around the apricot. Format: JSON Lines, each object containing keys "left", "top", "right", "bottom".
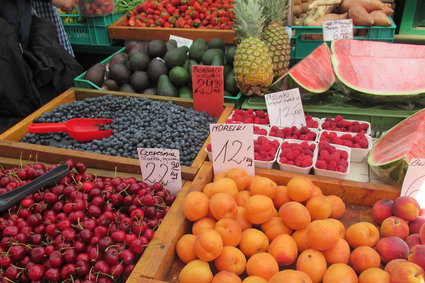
{"left": 306, "top": 219, "right": 340, "bottom": 251}
{"left": 239, "top": 228, "right": 269, "bottom": 257}
{"left": 242, "top": 276, "right": 268, "bottom": 283}
{"left": 358, "top": 268, "right": 390, "bottom": 283}
{"left": 345, "top": 222, "right": 380, "bottom": 248}
{"left": 246, "top": 252, "right": 279, "bottom": 280}
{"left": 178, "top": 259, "right": 213, "bottom": 283}
{"left": 209, "top": 193, "right": 238, "bottom": 220}
{"left": 321, "top": 238, "right": 351, "bottom": 265}
{"left": 183, "top": 191, "right": 209, "bottom": 221}
{"left": 192, "top": 218, "right": 217, "bottom": 236}
{"left": 306, "top": 195, "right": 333, "bottom": 220}
{"left": 269, "top": 269, "right": 313, "bottom": 283}
{"left": 235, "top": 190, "right": 251, "bottom": 207}
{"left": 235, "top": 206, "right": 252, "bottom": 231}
{"left": 322, "top": 263, "right": 358, "bottom": 283}
{"left": 176, "top": 234, "right": 197, "bottom": 264}
{"left": 217, "top": 168, "right": 250, "bottom": 191}
{"left": 212, "top": 271, "right": 242, "bottom": 283}
{"left": 245, "top": 195, "right": 275, "bottom": 224}
{"left": 193, "top": 229, "right": 223, "bottom": 262}
{"left": 292, "top": 228, "right": 310, "bottom": 252}
{"left": 210, "top": 177, "right": 239, "bottom": 198}
{"left": 326, "top": 195, "right": 346, "bottom": 219}
{"left": 273, "top": 185, "right": 291, "bottom": 209}
{"left": 279, "top": 201, "right": 311, "bottom": 230}
{"left": 268, "top": 234, "right": 298, "bottom": 267}
{"left": 286, "top": 176, "right": 314, "bottom": 202}
{"left": 296, "top": 249, "right": 327, "bottom": 283}
{"left": 261, "top": 216, "right": 292, "bottom": 242}
{"left": 214, "top": 246, "right": 246, "bottom": 275}
{"left": 249, "top": 176, "right": 277, "bottom": 199}
{"left": 215, "top": 218, "right": 242, "bottom": 246}
{"left": 349, "top": 246, "right": 381, "bottom": 274}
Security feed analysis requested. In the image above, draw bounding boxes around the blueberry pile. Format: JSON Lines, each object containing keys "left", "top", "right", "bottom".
{"left": 22, "top": 95, "right": 217, "bottom": 166}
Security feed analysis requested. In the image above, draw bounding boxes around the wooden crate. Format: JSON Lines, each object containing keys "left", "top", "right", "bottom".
{"left": 129, "top": 161, "right": 401, "bottom": 282}
{"left": 0, "top": 88, "right": 234, "bottom": 180}
{"left": 0, "top": 156, "right": 192, "bottom": 283}
{"left": 108, "top": 15, "right": 236, "bottom": 43}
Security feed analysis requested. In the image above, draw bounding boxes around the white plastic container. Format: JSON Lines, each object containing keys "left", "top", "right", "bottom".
{"left": 205, "top": 146, "right": 213, "bottom": 161}
{"left": 319, "top": 118, "right": 372, "bottom": 136}
{"left": 254, "top": 135, "right": 281, "bottom": 169}
{"left": 318, "top": 130, "right": 373, "bottom": 163}
{"left": 277, "top": 140, "right": 318, "bottom": 175}
{"left": 313, "top": 144, "right": 351, "bottom": 179}
{"left": 268, "top": 126, "right": 320, "bottom": 142}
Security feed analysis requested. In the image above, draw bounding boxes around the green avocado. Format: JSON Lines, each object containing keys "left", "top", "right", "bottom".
{"left": 164, "top": 46, "right": 189, "bottom": 69}
{"left": 208, "top": 38, "right": 225, "bottom": 51}
{"left": 202, "top": 49, "right": 224, "bottom": 65}
{"left": 178, "top": 86, "right": 193, "bottom": 99}
{"left": 169, "top": 66, "right": 190, "bottom": 87}
{"left": 189, "top": 38, "right": 208, "bottom": 62}
{"left": 157, "top": 75, "right": 178, "bottom": 97}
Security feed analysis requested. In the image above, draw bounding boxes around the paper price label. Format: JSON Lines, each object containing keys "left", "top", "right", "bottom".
{"left": 137, "top": 148, "right": 182, "bottom": 195}
{"left": 323, "top": 19, "right": 353, "bottom": 41}
{"left": 169, "top": 35, "right": 193, "bottom": 48}
{"left": 192, "top": 65, "right": 224, "bottom": 118}
{"left": 401, "top": 159, "right": 425, "bottom": 208}
{"left": 210, "top": 124, "right": 255, "bottom": 176}
{"left": 265, "top": 88, "right": 306, "bottom": 128}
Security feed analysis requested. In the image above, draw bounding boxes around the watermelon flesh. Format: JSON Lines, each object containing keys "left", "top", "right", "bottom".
{"left": 368, "top": 109, "right": 425, "bottom": 186}
{"left": 288, "top": 43, "right": 335, "bottom": 94}
{"left": 331, "top": 39, "right": 425, "bottom": 103}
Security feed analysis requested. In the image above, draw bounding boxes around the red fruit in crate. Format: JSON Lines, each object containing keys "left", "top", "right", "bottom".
{"left": 316, "top": 160, "right": 327, "bottom": 169}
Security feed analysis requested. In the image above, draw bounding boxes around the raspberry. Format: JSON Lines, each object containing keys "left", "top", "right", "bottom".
{"left": 295, "top": 155, "right": 303, "bottom": 167}
{"left": 358, "top": 139, "right": 368, "bottom": 149}
{"left": 316, "top": 160, "right": 327, "bottom": 169}
{"left": 301, "top": 156, "right": 313, "bottom": 167}
{"left": 340, "top": 151, "right": 349, "bottom": 160}
{"left": 287, "top": 151, "right": 298, "bottom": 161}
{"left": 306, "top": 132, "right": 316, "bottom": 141}
{"left": 206, "top": 144, "right": 212, "bottom": 152}
{"left": 334, "top": 115, "right": 343, "bottom": 122}
{"left": 337, "top": 165, "right": 347, "bottom": 173}
{"left": 281, "top": 142, "right": 290, "bottom": 149}
{"left": 333, "top": 138, "right": 343, "bottom": 145}
{"left": 319, "top": 150, "right": 330, "bottom": 158}
{"left": 328, "top": 160, "right": 337, "bottom": 171}
{"left": 322, "top": 122, "right": 331, "bottom": 129}
{"left": 280, "top": 156, "right": 288, "bottom": 163}
{"left": 341, "top": 120, "right": 351, "bottom": 128}
{"left": 341, "top": 134, "right": 352, "bottom": 140}
{"left": 287, "top": 161, "right": 295, "bottom": 165}
{"left": 309, "top": 144, "right": 316, "bottom": 151}
{"left": 331, "top": 151, "right": 341, "bottom": 161}
{"left": 299, "top": 134, "right": 309, "bottom": 141}
{"left": 338, "top": 160, "right": 349, "bottom": 168}
{"left": 300, "top": 142, "right": 309, "bottom": 149}
{"left": 282, "top": 127, "right": 292, "bottom": 137}
{"left": 254, "top": 117, "right": 261, "bottom": 124}
{"left": 352, "top": 144, "right": 361, "bottom": 148}
{"left": 360, "top": 123, "right": 369, "bottom": 130}
{"left": 256, "top": 110, "right": 266, "bottom": 118}
{"left": 303, "top": 149, "right": 313, "bottom": 157}
{"left": 343, "top": 140, "right": 353, "bottom": 147}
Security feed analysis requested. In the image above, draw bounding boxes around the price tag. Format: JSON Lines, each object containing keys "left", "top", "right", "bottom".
{"left": 265, "top": 88, "right": 306, "bottom": 128}
{"left": 192, "top": 65, "right": 224, "bottom": 118}
{"left": 169, "top": 35, "right": 193, "bottom": 48}
{"left": 210, "top": 123, "right": 255, "bottom": 176}
{"left": 401, "top": 159, "right": 425, "bottom": 208}
{"left": 323, "top": 19, "right": 353, "bottom": 41}
{"left": 137, "top": 148, "right": 182, "bottom": 195}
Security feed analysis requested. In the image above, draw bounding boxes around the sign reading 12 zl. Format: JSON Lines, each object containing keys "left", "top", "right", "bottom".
{"left": 265, "top": 88, "right": 306, "bottom": 128}
{"left": 137, "top": 148, "right": 182, "bottom": 196}
{"left": 210, "top": 123, "right": 255, "bottom": 176}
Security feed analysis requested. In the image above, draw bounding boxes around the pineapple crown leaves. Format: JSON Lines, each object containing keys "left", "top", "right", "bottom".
{"left": 261, "top": 0, "right": 289, "bottom": 26}
{"left": 232, "top": 0, "right": 267, "bottom": 41}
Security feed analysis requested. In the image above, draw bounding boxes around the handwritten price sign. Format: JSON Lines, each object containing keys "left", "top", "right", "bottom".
{"left": 210, "top": 123, "right": 255, "bottom": 176}
{"left": 265, "top": 88, "right": 306, "bottom": 128}
{"left": 137, "top": 148, "right": 182, "bottom": 195}
{"left": 192, "top": 65, "right": 224, "bottom": 118}
{"left": 401, "top": 159, "right": 425, "bottom": 208}
{"left": 323, "top": 19, "right": 353, "bottom": 41}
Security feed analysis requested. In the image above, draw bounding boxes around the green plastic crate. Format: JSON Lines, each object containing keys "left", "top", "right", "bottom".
{"left": 60, "top": 13, "right": 124, "bottom": 45}
{"left": 291, "top": 18, "right": 396, "bottom": 61}
{"left": 74, "top": 48, "right": 245, "bottom": 108}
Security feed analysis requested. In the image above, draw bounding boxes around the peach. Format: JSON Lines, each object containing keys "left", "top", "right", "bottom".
{"left": 372, "top": 199, "right": 394, "bottom": 225}
{"left": 420, "top": 209, "right": 425, "bottom": 217}
{"left": 375, "top": 236, "right": 410, "bottom": 263}
{"left": 408, "top": 245, "right": 425, "bottom": 270}
{"left": 410, "top": 216, "right": 425, "bottom": 234}
{"left": 380, "top": 216, "right": 410, "bottom": 239}
{"left": 406, "top": 234, "right": 422, "bottom": 250}
{"left": 419, "top": 223, "right": 425, "bottom": 244}
{"left": 388, "top": 261, "right": 425, "bottom": 283}
{"left": 385, "top": 258, "right": 408, "bottom": 274}
{"left": 393, "top": 196, "right": 420, "bottom": 222}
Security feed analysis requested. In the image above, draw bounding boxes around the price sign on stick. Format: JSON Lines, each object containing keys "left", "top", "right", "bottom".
{"left": 265, "top": 88, "right": 306, "bottom": 128}
{"left": 193, "top": 65, "right": 224, "bottom": 118}
{"left": 401, "top": 159, "right": 425, "bottom": 208}
{"left": 169, "top": 35, "right": 193, "bottom": 48}
{"left": 323, "top": 19, "right": 353, "bottom": 41}
{"left": 210, "top": 123, "right": 255, "bottom": 176}
{"left": 137, "top": 148, "right": 182, "bottom": 195}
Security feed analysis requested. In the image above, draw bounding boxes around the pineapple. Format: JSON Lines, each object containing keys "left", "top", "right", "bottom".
{"left": 261, "top": 0, "right": 291, "bottom": 79}
{"left": 233, "top": 0, "right": 273, "bottom": 96}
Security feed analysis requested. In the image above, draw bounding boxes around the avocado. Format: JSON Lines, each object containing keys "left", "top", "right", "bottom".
{"left": 224, "top": 65, "right": 232, "bottom": 77}
{"left": 147, "top": 58, "right": 168, "bottom": 83}
{"left": 178, "top": 86, "right": 193, "bottom": 99}
{"left": 165, "top": 39, "right": 178, "bottom": 52}
{"left": 127, "top": 44, "right": 145, "bottom": 57}
{"left": 182, "top": 58, "right": 190, "bottom": 70}
{"left": 164, "top": 46, "right": 189, "bottom": 69}
{"left": 130, "top": 71, "right": 150, "bottom": 92}
{"left": 143, "top": 87, "right": 157, "bottom": 95}
{"left": 125, "top": 40, "right": 143, "bottom": 53}
{"left": 157, "top": 75, "right": 178, "bottom": 97}
{"left": 147, "top": 40, "right": 167, "bottom": 58}
{"left": 84, "top": 63, "right": 106, "bottom": 87}
{"left": 169, "top": 66, "right": 190, "bottom": 87}
{"left": 120, "top": 83, "right": 135, "bottom": 93}
{"left": 108, "top": 63, "right": 130, "bottom": 85}
{"left": 211, "top": 55, "right": 224, "bottom": 66}
{"left": 109, "top": 52, "right": 128, "bottom": 66}
{"left": 202, "top": 49, "right": 224, "bottom": 65}
{"left": 102, "top": 79, "right": 119, "bottom": 91}
{"left": 225, "top": 70, "right": 239, "bottom": 96}
{"left": 129, "top": 52, "right": 150, "bottom": 72}
{"left": 189, "top": 38, "right": 208, "bottom": 62}
{"left": 225, "top": 46, "right": 236, "bottom": 65}
{"left": 208, "top": 38, "right": 225, "bottom": 51}
{"left": 187, "top": 59, "right": 199, "bottom": 78}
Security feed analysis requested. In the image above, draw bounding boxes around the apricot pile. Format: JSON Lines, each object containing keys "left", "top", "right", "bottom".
{"left": 177, "top": 168, "right": 425, "bottom": 283}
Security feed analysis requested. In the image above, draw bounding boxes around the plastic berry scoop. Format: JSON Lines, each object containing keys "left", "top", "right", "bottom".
{"left": 27, "top": 118, "right": 113, "bottom": 142}
{"left": 0, "top": 164, "right": 70, "bottom": 212}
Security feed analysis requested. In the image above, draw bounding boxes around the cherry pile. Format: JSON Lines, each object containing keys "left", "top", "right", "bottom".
{"left": 269, "top": 126, "right": 317, "bottom": 141}
{"left": 319, "top": 131, "right": 369, "bottom": 149}
{"left": 0, "top": 160, "right": 175, "bottom": 282}
{"left": 279, "top": 141, "right": 316, "bottom": 168}
{"left": 253, "top": 126, "right": 268, "bottom": 136}
{"left": 253, "top": 136, "right": 280, "bottom": 162}
{"left": 226, "top": 109, "right": 269, "bottom": 125}
{"left": 315, "top": 142, "right": 349, "bottom": 173}
{"left": 321, "top": 115, "right": 369, "bottom": 134}
{"left": 305, "top": 115, "right": 319, "bottom": 128}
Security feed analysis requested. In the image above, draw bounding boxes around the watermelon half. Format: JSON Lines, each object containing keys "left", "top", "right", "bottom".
{"left": 368, "top": 109, "right": 425, "bottom": 186}
{"left": 288, "top": 43, "right": 335, "bottom": 94}
{"left": 331, "top": 39, "right": 425, "bottom": 103}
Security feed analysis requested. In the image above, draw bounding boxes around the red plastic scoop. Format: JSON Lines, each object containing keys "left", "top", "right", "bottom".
{"left": 27, "top": 118, "right": 113, "bottom": 142}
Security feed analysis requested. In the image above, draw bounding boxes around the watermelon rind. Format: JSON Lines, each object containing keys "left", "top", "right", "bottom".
{"left": 367, "top": 109, "right": 425, "bottom": 186}
{"left": 288, "top": 43, "right": 335, "bottom": 94}
{"left": 331, "top": 54, "right": 425, "bottom": 103}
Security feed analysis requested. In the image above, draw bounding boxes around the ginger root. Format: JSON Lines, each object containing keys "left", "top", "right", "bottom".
{"left": 303, "top": 0, "right": 343, "bottom": 26}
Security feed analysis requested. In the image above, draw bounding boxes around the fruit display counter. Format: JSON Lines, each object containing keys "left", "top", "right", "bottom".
{"left": 0, "top": 88, "right": 234, "bottom": 178}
